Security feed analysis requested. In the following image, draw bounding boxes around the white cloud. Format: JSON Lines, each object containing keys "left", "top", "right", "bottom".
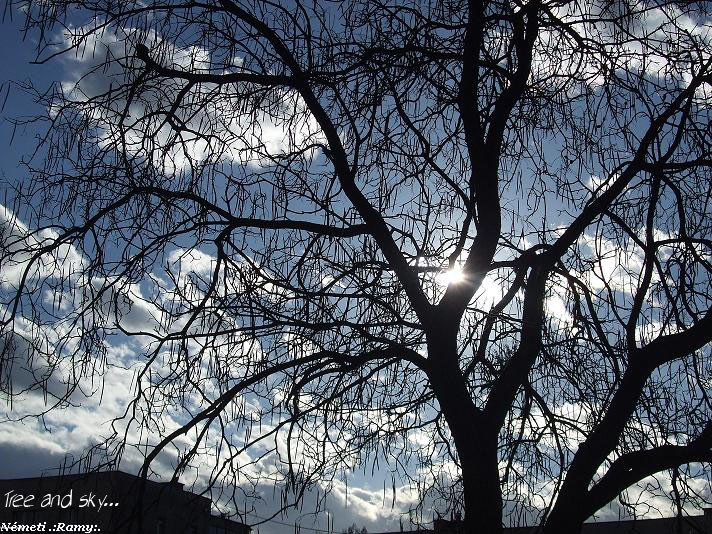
{"left": 575, "top": 232, "right": 646, "bottom": 295}
{"left": 545, "top": 293, "right": 574, "bottom": 326}
{"left": 527, "top": 2, "right": 712, "bottom": 105}
{"left": 0, "top": 204, "right": 86, "bottom": 289}
{"left": 56, "top": 24, "right": 326, "bottom": 175}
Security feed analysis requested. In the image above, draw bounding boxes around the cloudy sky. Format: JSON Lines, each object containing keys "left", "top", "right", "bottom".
{"left": 0, "top": 15, "right": 427, "bottom": 534}
{"left": 1, "top": 4, "right": 710, "bottom": 533}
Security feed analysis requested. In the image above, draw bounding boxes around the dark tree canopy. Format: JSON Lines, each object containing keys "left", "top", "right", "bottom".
{"left": 2, "top": 0, "right": 712, "bottom": 532}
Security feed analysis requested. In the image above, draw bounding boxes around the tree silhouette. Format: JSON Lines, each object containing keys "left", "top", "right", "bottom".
{"left": 2, "top": 0, "right": 712, "bottom": 533}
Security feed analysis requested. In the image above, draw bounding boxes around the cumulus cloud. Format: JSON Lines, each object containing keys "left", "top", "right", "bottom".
{"left": 1, "top": 204, "right": 413, "bottom": 534}
{"left": 0, "top": 203, "right": 86, "bottom": 289}
{"left": 539, "top": 3, "right": 712, "bottom": 94}
{"left": 575, "top": 232, "right": 647, "bottom": 295}
{"left": 56, "top": 24, "right": 326, "bottom": 175}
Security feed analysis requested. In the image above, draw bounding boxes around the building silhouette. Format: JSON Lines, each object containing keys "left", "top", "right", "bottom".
{"left": 0, "top": 471, "right": 250, "bottom": 534}
{"left": 366, "top": 510, "right": 712, "bottom": 534}
{"left": 428, "top": 511, "right": 712, "bottom": 534}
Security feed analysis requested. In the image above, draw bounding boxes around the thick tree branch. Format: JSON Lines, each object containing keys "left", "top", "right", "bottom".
{"left": 439, "top": 1, "right": 539, "bottom": 321}
{"left": 215, "top": 0, "right": 433, "bottom": 321}
{"left": 584, "top": 423, "right": 712, "bottom": 518}
{"left": 546, "top": 61, "right": 712, "bottom": 266}
{"left": 135, "top": 43, "right": 298, "bottom": 87}
{"left": 547, "top": 309, "right": 712, "bottom": 527}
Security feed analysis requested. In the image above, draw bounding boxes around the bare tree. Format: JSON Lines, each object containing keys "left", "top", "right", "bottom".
{"left": 1, "top": 0, "right": 712, "bottom": 533}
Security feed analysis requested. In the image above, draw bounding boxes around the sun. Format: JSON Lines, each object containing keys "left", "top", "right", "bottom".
{"left": 438, "top": 266, "right": 465, "bottom": 286}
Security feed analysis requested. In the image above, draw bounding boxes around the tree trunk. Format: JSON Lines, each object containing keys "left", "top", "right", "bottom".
{"left": 428, "top": 332, "right": 503, "bottom": 534}
{"left": 542, "top": 506, "right": 584, "bottom": 534}
{"left": 459, "top": 430, "right": 502, "bottom": 534}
